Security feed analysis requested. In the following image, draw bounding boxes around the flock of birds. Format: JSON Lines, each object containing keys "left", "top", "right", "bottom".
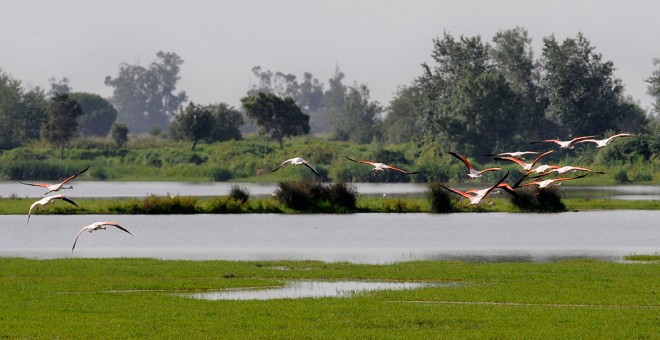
{"left": 272, "top": 133, "right": 632, "bottom": 206}
{"left": 19, "top": 133, "right": 631, "bottom": 251}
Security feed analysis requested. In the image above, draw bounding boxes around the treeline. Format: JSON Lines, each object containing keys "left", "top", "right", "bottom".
{"left": 1, "top": 28, "right": 659, "bottom": 162}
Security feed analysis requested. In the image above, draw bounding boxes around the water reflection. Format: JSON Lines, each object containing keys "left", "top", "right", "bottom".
{"left": 183, "top": 280, "right": 445, "bottom": 300}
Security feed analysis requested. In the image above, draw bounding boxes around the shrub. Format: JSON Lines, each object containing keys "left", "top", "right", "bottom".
{"left": 274, "top": 181, "right": 357, "bottom": 212}
{"left": 426, "top": 182, "right": 454, "bottom": 213}
{"left": 229, "top": 184, "right": 250, "bottom": 204}
{"left": 207, "top": 166, "right": 233, "bottom": 181}
{"left": 206, "top": 197, "right": 244, "bottom": 213}
{"left": 613, "top": 168, "right": 630, "bottom": 184}
{"left": 509, "top": 186, "right": 566, "bottom": 212}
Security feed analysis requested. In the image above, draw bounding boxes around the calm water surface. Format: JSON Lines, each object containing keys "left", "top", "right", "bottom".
{"left": 2, "top": 181, "right": 658, "bottom": 200}
{"left": 1, "top": 211, "right": 658, "bottom": 263}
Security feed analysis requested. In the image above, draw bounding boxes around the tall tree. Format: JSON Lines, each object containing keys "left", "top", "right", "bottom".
{"left": 383, "top": 86, "right": 421, "bottom": 143}
{"left": 332, "top": 83, "right": 382, "bottom": 144}
{"left": 248, "top": 66, "right": 324, "bottom": 114}
{"left": 170, "top": 102, "right": 214, "bottom": 151}
{"left": 41, "top": 93, "right": 83, "bottom": 159}
{"left": 68, "top": 92, "right": 118, "bottom": 137}
{"left": 647, "top": 58, "right": 660, "bottom": 116}
{"left": 491, "top": 27, "right": 547, "bottom": 141}
{"left": 539, "top": 33, "right": 625, "bottom": 137}
{"left": 105, "top": 51, "right": 187, "bottom": 134}
{"left": 0, "top": 70, "right": 47, "bottom": 149}
{"left": 241, "top": 92, "right": 310, "bottom": 148}
{"left": 207, "top": 103, "right": 244, "bottom": 142}
{"left": 311, "top": 67, "right": 346, "bottom": 133}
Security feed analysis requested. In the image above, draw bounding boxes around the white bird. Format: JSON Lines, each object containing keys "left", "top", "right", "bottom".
{"left": 574, "top": 133, "right": 633, "bottom": 148}
{"left": 20, "top": 166, "right": 89, "bottom": 195}
{"left": 439, "top": 172, "right": 509, "bottom": 205}
{"left": 528, "top": 164, "right": 559, "bottom": 175}
{"left": 345, "top": 156, "right": 419, "bottom": 174}
{"left": 271, "top": 157, "right": 320, "bottom": 177}
{"left": 519, "top": 174, "right": 587, "bottom": 189}
{"left": 531, "top": 135, "right": 597, "bottom": 149}
{"left": 542, "top": 165, "right": 605, "bottom": 176}
{"left": 27, "top": 194, "right": 79, "bottom": 222}
{"left": 71, "top": 221, "right": 133, "bottom": 251}
{"left": 449, "top": 151, "right": 502, "bottom": 180}
{"left": 493, "top": 150, "right": 554, "bottom": 171}
{"left": 486, "top": 151, "right": 539, "bottom": 159}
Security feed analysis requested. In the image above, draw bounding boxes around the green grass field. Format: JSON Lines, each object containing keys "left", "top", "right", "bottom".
{"left": 0, "top": 258, "right": 658, "bottom": 338}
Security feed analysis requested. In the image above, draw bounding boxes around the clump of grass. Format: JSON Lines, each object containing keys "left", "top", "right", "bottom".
{"left": 229, "top": 184, "right": 250, "bottom": 204}
{"left": 623, "top": 254, "right": 660, "bottom": 261}
{"left": 426, "top": 182, "right": 455, "bottom": 213}
{"left": 274, "top": 181, "right": 358, "bottom": 212}
{"left": 110, "top": 194, "right": 199, "bottom": 214}
{"left": 510, "top": 186, "right": 566, "bottom": 212}
{"left": 206, "top": 197, "right": 245, "bottom": 213}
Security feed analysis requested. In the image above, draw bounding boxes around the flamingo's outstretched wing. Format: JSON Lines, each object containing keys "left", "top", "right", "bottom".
{"left": 71, "top": 226, "right": 91, "bottom": 251}
{"left": 271, "top": 159, "right": 293, "bottom": 173}
{"left": 530, "top": 150, "right": 554, "bottom": 167}
{"left": 438, "top": 184, "right": 472, "bottom": 200}
{"left": 61, "top": 166, "right": 90, "bottom": 185}
{"left": 449, "top": 151, "right": 473, "bottom": 170}
{"left": 384, "top": 165, "right": 419, "bottom": 175}
{"left": 20, "top": 182, "right": 51, "bottom": 188}
{"left": 477, "top": 167, "right": 502, "bottom": 175}
{"left": 301, "top": 160, "right": 320, "bottom": 177}
{"left": 104, "top": 221, "right": 133, "bottom": 236}
{"left": 55, "top": 195, "right": 79, "bottom": 208}
{"left": 344, "top": 156, "right": 375, "bottom": 167}
{"left": 493, "top": 156, "right": 527, "bottom": 168}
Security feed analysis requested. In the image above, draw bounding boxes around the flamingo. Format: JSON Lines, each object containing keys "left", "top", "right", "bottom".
{"left": 542, "top": 165, "right": 606, "bottom": 176}
{"left": 486, "top": 151, "right": 539, "bottom": 159}
{"left": 20, "top": 166, "right": 89, "bottom": 195}
{"left": 27, "top": 194, "right": 79, "bottom": 222}
{"left": 344, "top": 156, "right": 419, "bottom": 174}
{"left": 519, "top": 174, "right": 588, "bottom": 189}
{"left": 528, "top": 164, "right": 559, "bottom": 175}
{"left": 439, "top": 172, "right": 510, "bottom": 205}
{"left": 574, "top": 133, "right": 633, "bottom": 148}
{"left": 71, "top": 221, "right": 133, "bottom": 251}
{"left": 449, "top": 151, "right": 502, "bottom": 180}
{"left": 272, "top": 157, "right": 320, "bottom": 177}
{"left": 530, "top": 135, "right": 597, "bottom": 149}
{"left": 493, "top": 150, "right": 554, "bottom": 171}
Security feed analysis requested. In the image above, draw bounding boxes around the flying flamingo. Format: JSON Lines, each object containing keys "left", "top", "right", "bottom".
{"left": 530, "top": 135, "right": 597, "bottom": 149}
{"left": 486, "top": 151, "right": 539, "bottom": 159}
{"left": 272, "top": 157, "right": 320, "bottom": 177}
{"left": 27, "top": 194, "right": 79, "bottom": 222}
{"left": 519, "top": 174, "right": 588, "bottom": 189}
{"left": 20, "top": 166, "right": 89, "bottom": 195}
{"left": 574, "top": 133, "right": 633, "bottom": 148}
{"left": 344, "top": 156, "right": 419, "bottom": 174}
{"left": 71, "top": 221, "right": 133, "bottom": 251}
{"left": 493, "top": 150, "right": 555, "bottom": 171}
{"left": 528, "top": 164, "right": 560, "bottom": 175}
{"left": 541, "top": 165, "right": 606, "bottom": 176}
{"left": 449, "top": 151, "right": 502, "bottom": 180}
{"left": 439, "top": 172, "right": 510, "bottom": 205}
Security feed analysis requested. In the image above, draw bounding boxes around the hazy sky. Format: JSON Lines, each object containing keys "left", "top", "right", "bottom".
{"left": 2, "top": 0, "right": 659, "bottom": 111}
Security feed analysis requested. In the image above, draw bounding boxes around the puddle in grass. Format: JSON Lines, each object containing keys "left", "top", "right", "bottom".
{"left": 182, "top": 280, "right": 449, "bottom": 301}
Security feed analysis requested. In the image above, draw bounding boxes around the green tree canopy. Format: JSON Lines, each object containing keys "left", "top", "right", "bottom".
{"left": 241, "top": 92, "right": 310, "bottom": 148}
{"left": 41, "top": 93, "right": 83, "bottom": 159}
{"left": 105, "top": 51, "right": 187, "bottom": 134}
{"left": 111, "top": 123, "right": 129, "bottom": 147}
{"left": 69, "top": 92, "right": 118, "bottom": 137}
{"left": 206, "top": 103, "right": 244, "bottom": 142}
{"left": 170, "top": 102, "right": 214, "bottom": 151}
{"left": 0, "top": 70, "right": 47, "bottom": 149}
{"left": 332, "top": 83, "right": 383, "bottom": 144}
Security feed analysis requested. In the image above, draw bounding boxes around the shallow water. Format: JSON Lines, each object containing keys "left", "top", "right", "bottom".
{"left": 1, "top": 181, "right": 658, "bottom": 200}
{"left": 183, "top": 280, "right": 445, "bottom": 300}
{"left": 1, "top": 211, "right": 658, "bottom": 263}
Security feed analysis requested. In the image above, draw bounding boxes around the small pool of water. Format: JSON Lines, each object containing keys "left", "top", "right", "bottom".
{"left": 182, "top": 280, "right": 447, "bottom": 300}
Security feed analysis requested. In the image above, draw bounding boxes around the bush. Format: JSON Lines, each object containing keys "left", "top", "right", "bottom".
{"left": 229, "top": 184, "right": 250, "bottom": 204}
{"left": 613, "top": 168, "right": 630, "bottom": 184}
{"left": 274, "top": 181, "right": 357, "bottom": 212}
{"left": 207, "top": 166, "right": 233, "bottom": 181}
{"left": 510, "top": 186, "right": 566, "bottom": 212}
{"left": 426, "top": 182, "right": 454, "bottom": 213}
